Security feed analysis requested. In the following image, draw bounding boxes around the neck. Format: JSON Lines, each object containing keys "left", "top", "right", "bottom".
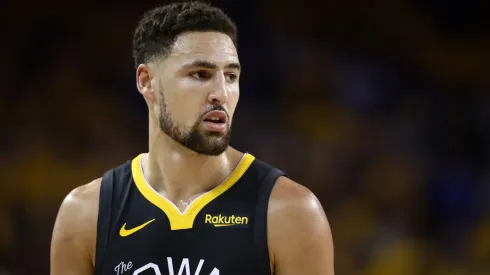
{"left": 143, "top": 124, "right": 243, "bottom": 203}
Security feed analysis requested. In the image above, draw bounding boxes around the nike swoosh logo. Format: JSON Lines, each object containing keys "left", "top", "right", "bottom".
{"left": 119, "top": 219, "right": 155, "bottom": 237}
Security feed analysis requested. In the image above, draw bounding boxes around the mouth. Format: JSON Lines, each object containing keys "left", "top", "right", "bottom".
{"left": 202, "top": 110, "right": 228, "bottom": 132}
{"left": 202, "top": 110, "right": 228, "bottom": 124}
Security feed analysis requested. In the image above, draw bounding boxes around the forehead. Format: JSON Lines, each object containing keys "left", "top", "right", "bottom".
{"left": 165, "top": 32, "right": 238, "bottom": 66}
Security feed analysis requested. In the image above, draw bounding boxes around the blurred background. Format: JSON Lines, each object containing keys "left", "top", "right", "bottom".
{"left": 1, "top": 0, "right": 489, "bottom": 274}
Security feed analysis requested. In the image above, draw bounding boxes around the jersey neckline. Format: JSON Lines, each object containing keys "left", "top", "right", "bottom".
{"left": 131, "top": 153, "right": 255, "bottom": 230}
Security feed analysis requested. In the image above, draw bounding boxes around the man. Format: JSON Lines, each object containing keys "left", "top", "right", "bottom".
{"left": 50, "top": 2, "right": 334, "bottom": 275}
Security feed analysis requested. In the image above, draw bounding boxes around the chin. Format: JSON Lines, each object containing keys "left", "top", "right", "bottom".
{"left": 204, "top": 131, "right": 227, "bottom": 138}
{"left": 198, "top": 140, "right": 230, "bottom": 156}
{"left": 194, "top": 146, "right": 228, "bottom": 156}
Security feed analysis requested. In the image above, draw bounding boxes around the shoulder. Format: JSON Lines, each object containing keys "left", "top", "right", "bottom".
{"left": 267, "top": 176, "right": 334, "bottom": 274}
{"left": 67, "top": 177, "right": 102, "bottom": 203}
{"left": 58, "top": 178, "right": 102, "bottom": 221}
{"left": 52, "top": 178, "right": 102, "bottom": 264}
{"left": 268, "top": 176, "right": 329, "bottom": 232}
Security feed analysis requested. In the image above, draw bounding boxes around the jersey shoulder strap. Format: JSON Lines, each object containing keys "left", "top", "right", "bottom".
{"left": 253, "top": 159, "right": 287, "bottom": 275}
{"left": 94, "top": 160, "right": 132, "bottom": 275}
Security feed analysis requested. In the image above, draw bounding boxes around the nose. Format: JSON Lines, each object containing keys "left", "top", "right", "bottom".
{"left": 207, "top": 72, "right": 228, "bottom": 104}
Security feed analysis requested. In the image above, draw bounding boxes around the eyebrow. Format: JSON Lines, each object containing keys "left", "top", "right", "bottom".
{"left": 181, "top": 60, "right": 241, "bottom": 71}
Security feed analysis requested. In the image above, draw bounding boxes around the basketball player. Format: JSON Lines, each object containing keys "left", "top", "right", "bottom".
{"left": 50, "top": 2, "right": 334, "bottom": 275}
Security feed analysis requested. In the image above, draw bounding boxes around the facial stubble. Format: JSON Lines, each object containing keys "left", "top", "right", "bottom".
{"left": 157, "top": 87, "right": 231, "bottom": 156}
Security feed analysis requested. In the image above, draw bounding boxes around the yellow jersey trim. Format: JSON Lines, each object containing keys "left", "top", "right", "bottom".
{"left": 131, "top": 153, "right": 255, "bottom": 230}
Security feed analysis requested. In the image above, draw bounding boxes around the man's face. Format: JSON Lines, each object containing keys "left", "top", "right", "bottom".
{"left": 150, "top": 32, "right": 240, "bottom": 155}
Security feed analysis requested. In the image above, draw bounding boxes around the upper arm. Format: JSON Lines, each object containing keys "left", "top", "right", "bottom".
{"left": 50, "top": 179, "right": 101, "bottom": 275}
{"left": 268, "top": 177, "right": 334, "bottom": 275}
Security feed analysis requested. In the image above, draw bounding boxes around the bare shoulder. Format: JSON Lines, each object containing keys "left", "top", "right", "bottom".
{"left": 268, "top": 176, "right": 334, "bottom": 275}
{"left": 61, "top": 178, "right": 101, "bottom": 213}
{"left": 56, "top": 178, "right": 101, "bottom": 232}
{"left": 51, "top": 178, "right": 102, "bottom": 268}
{"left": 268, "top": 176, "right": 328, "bottom": 226}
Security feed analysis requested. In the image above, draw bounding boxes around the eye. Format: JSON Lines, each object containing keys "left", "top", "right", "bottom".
{"left": 190, "top": 70, "right": 212, "bottom": 80}
{"left": 225, "top": 73, "right": 238, "bottom": 83}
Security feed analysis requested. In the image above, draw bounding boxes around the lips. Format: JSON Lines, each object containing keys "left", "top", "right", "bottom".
{"left": 202, "top": 110, "right": 228, "bottom": 124}
{"left": 201, "top": 110, "right": 228, "bottom": 133}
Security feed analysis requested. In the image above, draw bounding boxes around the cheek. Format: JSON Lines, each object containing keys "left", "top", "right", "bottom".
{"left": 169, "top": 93, "right": 204, "bottom": 125}
{"left": 226, "top": 89, "right": 240, "bottom": 117}
{"left": 225, "top": 93, "right": 239, "bottom": 121}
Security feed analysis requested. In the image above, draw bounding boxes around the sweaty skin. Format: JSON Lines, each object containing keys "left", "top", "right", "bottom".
{"left": 50, "top": 176, "right": 334, "bottom": 275}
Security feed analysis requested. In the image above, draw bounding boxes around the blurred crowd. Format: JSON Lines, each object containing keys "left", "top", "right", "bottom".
{"left": 1, "top": 0, "right": 489, "bottom": 274}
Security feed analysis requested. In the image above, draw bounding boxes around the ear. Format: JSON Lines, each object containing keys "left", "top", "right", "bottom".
{"left": 136, "top": 64, "right": 155, "bottom": 102}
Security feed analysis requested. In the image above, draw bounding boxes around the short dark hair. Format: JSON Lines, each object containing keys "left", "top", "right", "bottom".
{"left": 132, "top": 1, "right": 237, "bottom": 68}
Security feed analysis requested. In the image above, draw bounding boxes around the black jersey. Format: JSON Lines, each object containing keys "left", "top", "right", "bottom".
{"left": 94, "top": 153, "right": 286, "bottom": 275}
